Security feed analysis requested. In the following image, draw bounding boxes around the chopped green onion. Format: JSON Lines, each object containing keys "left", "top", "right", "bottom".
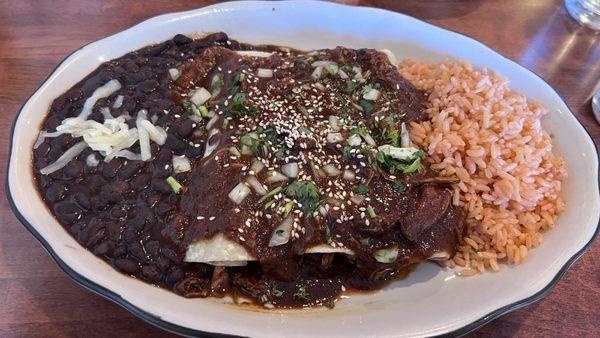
{"left": 229, "top": 146, "right": 241, "bottom": 158}
{"left": 359, "top": 99, "right": 374, "bottom": 116}
{"left": 283, "top": 200, "right": 296, "bottom": 217}
{"left": 326, "top": 64, "right": 339, "bottom": 75}
{"left": 367, "top": 205, "right": 376, "bottom": 218}
{"left": 293, "top": 286, "right": 310, "bottom": 301}
{"left": 222, "top": 119, "right": 229, "bottom": 129}
{"left": 257, "top": 186, "right": 283, "bottom": 204}
{"left": 360, "top": 237, "right": 370, "bottom": 246}
{"left": 403, "top": 158, "right": 422, "bottom": 174}
{"left": 356, "top": 184, "right": 368, "bottom": 194}
{"left": 393, "top": 182, "right": 406, "bottom": 192}
{"left": 272, "top": 287, "right": 284, "bottom": 298}
{"left": 166, "top": 176, "right": 183, "bottom": 194}
{"left": 198, "top": 105, "right": 209, "bottom": 118}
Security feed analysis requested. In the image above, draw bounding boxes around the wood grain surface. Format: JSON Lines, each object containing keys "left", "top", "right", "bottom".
{"left": 1, "top": 1, "right": 599, "bottom": 337}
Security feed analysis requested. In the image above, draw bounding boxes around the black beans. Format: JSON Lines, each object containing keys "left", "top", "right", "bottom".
{"left": 94, "top": 240, "right": 115, "bottom": 256}
{"left": 173, "top": 34, "right": 193, "bottom": 45}
{"left": 176, "top": 119, "right": 195, "bottom": 138}
{"left": 101, "top": 159, "right": 123, "bottom": 178}
{"left": 161, "top": 247, "right": 181, "bottom": 264}
{"left": 118, "top": 161, "right": 143, "bottom": 180}
{"left": 54, "top": 202, "right": 81, "bottom": 224}
{"left": 45, "top": 182, "right": 67, "bottom": 202}
{"left": 166, "top": 267, "right": 184, "bottom": 284}
{"left": 131, "top": 173, "right": 151, "bottom": 191}
{"left": 115, "top": 258, "right": 140, "bottom": 274}
{"left": 136, "top": 79, "right": 159, "bottom": 93}
{"left": 73, "top": 193, "right": 91, "bottom": 210}
{"left": 113, "top": 244, "right": 128, "bottom": 257}
{"left": 143, "top": 43, "right": 167, "bottom": 57}
{"left": 165, "top": 133, "right": 187, "bottom": 154}
{"left": 63, "top": 161, "right": 83, "bottom": 180}
{"left": 129, "top": 241, "right": 148, "bottom": 262}
{"left": 106, "top": 222, "right": 123, "bottom": 241}
{"left": 151, "top": 178, "right": 172, "bottom": 194}
{"left": 141, "top": 265, "right": 163, "bottom": 282}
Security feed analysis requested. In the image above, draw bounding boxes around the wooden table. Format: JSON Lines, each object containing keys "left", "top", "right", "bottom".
{"left": 1, "top": 0, "right": 598, "bottom": 336}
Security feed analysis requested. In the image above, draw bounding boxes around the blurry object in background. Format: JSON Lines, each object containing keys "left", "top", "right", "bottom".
{"left": 592, "top": 87, "right": 600, "bottom": 124}
{"left": 565, "top": 0, "right": 600, "bottom": 30}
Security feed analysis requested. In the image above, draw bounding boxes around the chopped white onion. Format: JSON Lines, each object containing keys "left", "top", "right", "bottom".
{"left": 100, "top": 107, "right": 112, "bottom": 120}
{"left": 173, "top": 155, "right": 191, "bottom": 173}
{"left": 140, "top": 120, "right": 167, "bottom": 145}
{"left": 281, "top": 162, "right": 299, "bottom": 178}
{"left": 168, "top": 68, "right": 181, "bottom": 81}
{"left": 314, "top": 82, "right": 325, "bottom": 92}
{"left": 40, "top": 141, "right": 88, "bottom": 175}
{"left": 362, "top": 133, "right": 376, "bottom": 146}
{"left": 79, "top": 80, "right": 122, "bottom": 119}
{"left": 251, "top": 159, "right": 265, "bottom": 174}
{"left": 136, "top": 110, "right": 152, "bottom": 161}
{"left": 203, "top": 129, "right": 221, "bottom": 158}
{"left": 400, "top": 122, "right": 410, "bottom": 148}
{"left": 311, "top": 66, "right": 323, "bottom": 80}
{"left": 206, "top": 115, "right": 219, "bottom": 130}
{"left": 112, "top": 95, "right": 124, "bottom": 109}
{"left": 236, "top": 51, "right": 273, "bottom": 58}
{"left": 240, "top": 145, "right": 253, "bottom": 156}
{"left": 256, "top": 68, "right": 273, "bottom": 78}
{"left": 113, "top": 149, "right": 142, "bottom": 161}
{"left": 378, "top": 145, "right": 420, "bottom": 161}
{"left": 188, "top": 114, "right": 202, "bottom": 123}
{"left": 210, "top": 73, "right": 224, "bottom": 97}
{"left": 265, "top": 170, "right": 288, "bottom": 183}
{"left": 268, "top": 216, "right": 293, "bottom": 247}
{"left": 343, "top": 169, "right": 356, "bottom": 181}
{"left": 33, "top": 131, "right": 46, "bottom": 149}
{"left": 326, "top": 132, "right": 344, "bottom": 143}
{"left": 190, "top": 87, "right": 211, "bottom": 106}
{"left": 338, "top": 69, "right": 349, "bottom": 79}
{"left": 363, "top": 88, "right": 381, "bottom": 101}
{"left": 86, "top": 153, "right": 99, "bottom": 167}
{"left": 246, "top": 176, "right": 267, "bottom": 195}
{"left": 319, "top": 206, "right": 328, "bottom": 217}
{"left": 311, "top": 60, "right": 336, "bottom": 67}
{"left": 374, "top": 246, "right": 399, "bottom": 263}
{"left": 322, "top": 164, "right": 342, "bottom": 176}
{"left": 352, "top": 66, "right": 363, "bottom": 80}
{"left": 328, "top": 115, "right": 340, "bottom": 131}
{"left": 228, "top": 182, "right": 251, "bottom": 205}
{"left": 350, "top": 194, "right": 365, "bottom": 205}
{"left": 347, "top": 133, "right": 361, "bottom": 146}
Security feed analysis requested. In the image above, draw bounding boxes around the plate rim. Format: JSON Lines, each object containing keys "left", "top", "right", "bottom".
{"left": 5, "top": 1, "right": 600, "bottom": 337}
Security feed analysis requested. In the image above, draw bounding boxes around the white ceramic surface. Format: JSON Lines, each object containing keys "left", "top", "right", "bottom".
{"left": 7, "top": 1, "right": 600, "bottom": 337}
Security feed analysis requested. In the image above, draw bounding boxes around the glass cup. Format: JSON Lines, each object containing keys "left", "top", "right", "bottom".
{"left": 565, "top": 0, "right": 600, "bottom": 30}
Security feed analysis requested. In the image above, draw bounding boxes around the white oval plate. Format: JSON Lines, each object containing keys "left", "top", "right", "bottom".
{"left": 7, "top": 1, "right": 600, "bottom": 337}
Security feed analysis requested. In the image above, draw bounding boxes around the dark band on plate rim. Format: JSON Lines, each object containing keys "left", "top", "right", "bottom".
{"left": 5, "top": 2, "right": 600, "bottom": 337}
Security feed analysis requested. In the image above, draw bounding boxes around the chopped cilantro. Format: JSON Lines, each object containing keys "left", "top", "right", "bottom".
{"left": 272, "top": 287, "right": 284, "bottom": 298}
{"left": 359, "top": 99, "right": 374, "bottom": 117}
{"left": 209, "top": 73, "right": 224, "bottom": 94}
{"left": 376, "top": 149, "right": 426, "bottom": 174}
{"left": 356, "top": 184, "right": 368, "bottom": 194}
{"left": 285, "top": 180, "right": 320, "bottom": 216}
{"left": 293, "top": 286, "right": 310, "bottom": 301}
{"left": 344, "top": 80, "right": 357, "bottom": 93}
{"left": 360, "top": 237, "right": 371, "bottom": 246}
{"left": 393, "top": 182, "right": 406, "bottom": 192}
{"left": 361, "top": 84, "right": 373, "bottom": 95}
{"left": 231, "top": 73, "right": 245, "bottom": 95}
{"left": 342, "top": 146, "right": 354, "bottom": 161}
{"left": 340, "top": 65, "right": 352, "bottom": 72}
{"left": 229, "top": 92, "right": 259, "bottom": 118}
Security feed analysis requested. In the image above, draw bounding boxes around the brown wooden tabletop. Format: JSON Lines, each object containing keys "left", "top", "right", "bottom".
{"left": 1, "top": 0, "right": 599, "bottom": 337}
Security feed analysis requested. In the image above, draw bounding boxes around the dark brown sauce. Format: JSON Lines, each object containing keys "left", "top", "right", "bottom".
{"left": 32, "top": 32, "right": 464, "bottom": 308}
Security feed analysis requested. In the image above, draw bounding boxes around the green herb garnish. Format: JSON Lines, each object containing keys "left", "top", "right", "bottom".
{"left": 285, "top": 180, "right": 320, "bottom": 216}
{"left": 356, "top": 184, "right": 368, "bottom": 194}
{"left": 209, "top": 73, "right": 224, "bottom": 94}
{"left": 229, "top": 92, "right": 259, "bottom": 118}
{"left": 360, "top": 237, "right": 371, "bottom": 246}
{"left": 359, "top": 99, "right": 374, "bottom": 117}
{"left": 367, "top": 205, "right": 377, "bottom": 218}
{"left": 393, "top": 182, "right": 406, "bottom": 192}
{"left": 198, "top": 105, "right": 209, "bottom": 118}
{"left": 257, "top": 186, "right": 283, "bottom": 204}
{"left": 340, "top": 65, "right": 352, "bottom": 72}
{"left": 272, "top": 286, "right": 284, "bottom": 298}
{"left": 231, "top": 73, "right": 245, "bottom": 95}
{"left": 293, "top": 286, "right": 310, "bottom": 301}
{"left": 376, "top": 149, "right": 426, "bottom": 174}
{"left": 342, "top": 146, "right": 354, "bottom": 161}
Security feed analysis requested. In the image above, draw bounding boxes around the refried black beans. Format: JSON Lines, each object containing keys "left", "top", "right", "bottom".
{"left": 33, "top": 33, "right": 464, "bottom": 308}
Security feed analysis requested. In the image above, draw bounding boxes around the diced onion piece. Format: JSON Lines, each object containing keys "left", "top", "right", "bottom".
{"left": 210, "top": 73, "right": 224, "bottom": 97}
{"left": 79, "top": 79, "right": 122, "bottom": 119}
{"left": 353, "top": 66, "right": 363, "bottom": 80}
{"left": 311, "top": 66, "right": 323, "bottom": 80}
{"left": 169, "top": 68, "right": 181, "bottom": 81}
{"left": 327, "top": 132, "right": 344, "bottom": 143}
{"left": 188, "top": 114, "right": 202, "bottom": 123}
{"left": 343, "top": 169, "right": 356, "bottom": 181}
{"left": 319, "top": 206, "right": 328, "bottom": 217}
{"left": 190, "top": 87, "right": 211, "bottom": 106}
{"left": 112, "top": 95, "right": 124, "bottom": 109}
{"left": 378, "top": 49, "right": 398, "bottom": 66}
{"left": 136, "top": 110, "right": 151, "bottom": 161}
{"left": 140, "top": 120, "right": 167, "bottom": 145}
{"left": 229, "top": 146, "right": 241, "bottom": 158}
{"left": 314, "top": 83, "right": 325, "bottom": 92}
{"left": 246, "top": 176, "right": 267, "bottom": 195}
{"left": 347, "top": 134, "right": 361, "bottom": 146}
{"left": 257, "top": 68, "right": 273, "bottom": 78}
{"left": 86, "top": 153, "right": 99, "bottom": 167}
{"left": 338, "top": 69, "right": 349, "bottom": 79}
{"left": 362, "top": 133, "right": 376, "bottom": 146}
{"left": 378, "top": 145, "right": 420, "bottom": 161}
{"left": 268, "top": 216, "right": 293, "bottom": 247}
{"left": 328, "top": 115, "right": 340, "bottom": 131}
{"left": 113, "top": 150, "right": 142, "bottom": 161}
{"left": 203, "top": 129, "right": 220, "bottom": 158}
{"left": 173, "top": 155, "right": 191, "bottom": 173}
{"left": 167, "top": 176, "right": 183, "bottom": 194}
{"left": 322, "top": 164, "right": 342, "bottom": 176}
{"left": 363, "top": 88, "right": 380, "bottom": 101}
{"left": 100, "top": 107, "right": 112, "bottom": 120}
{"left": 350, "top": 194, "right": 365, "bottom": 205}
{"left": 311, "top": 60, "right": 336, "bottom": 67}
{"left": 236, "top": 51, "right": 273, "bottom": 58}
{"left": 240, "top": 145, "right": 253, "bottom": 156}
{"left": 251, "top": 159, "right": 265, "bottom": 174}
{"left": 33, "top": 131, "right": 46, "bottom": 149}
{"left": 40, "top": 141, "right": 88, "bottom": 175}
{"left": 206, "top": 115, "right": 219, "bottom": 130}
{"left": 265, "top": 170, "right": 288, "bottom": 183}
{"left": 281, "top": 162, "right": 299, "bottom": 178}
{"left": 374, "top": 246, "right": 399, "bottom": 263}
{"left": 241, "top": 132, "right": 259, "bottom": 146}
{"left": 325, "top": 64, "right": 339, "bottom": 75}
{"left": 429, "top": 251, "right": 450, "bottom": 261}
{"left": 228, "top": 182, "right": 251, "bottom": 205}
{"left": 400, "top": 122, "right": 410, "bottom": 148}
